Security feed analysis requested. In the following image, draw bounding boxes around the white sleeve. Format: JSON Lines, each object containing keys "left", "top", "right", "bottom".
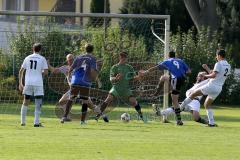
{"left": 42, "top": 58, "right": 48, "bottom": 70}
{"left": 21, "top": 58, "right": 27, "bottom": 69}
{"left": 213, "top": 62, "right": 221, "bottom": 73}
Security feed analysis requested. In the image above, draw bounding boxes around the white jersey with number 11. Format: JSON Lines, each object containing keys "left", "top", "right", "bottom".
{"left": 21, "top": 53, "right": 48, "bottom": 86}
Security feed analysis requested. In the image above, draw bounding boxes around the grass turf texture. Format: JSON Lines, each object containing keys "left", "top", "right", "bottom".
{"left": 0, "top": 104, "right": 240, "bottom": 160}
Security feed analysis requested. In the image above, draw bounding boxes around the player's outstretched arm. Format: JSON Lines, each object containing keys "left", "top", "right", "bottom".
{"left": 47, "top": 60, "right": 61, "bottom": 74}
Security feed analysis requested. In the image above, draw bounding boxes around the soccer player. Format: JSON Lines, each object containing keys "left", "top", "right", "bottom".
{"left": 159, "top": 72, "right": 209, "bottom": 124}
{"left": 18, "top": 43, "right": 48, "bottom": 127}
{"left": 48, "top": 53, "right": 106, "bottom": 122}
{"left": 95, "top": 52, "right": 146, "bottom": 122}
{"left": 61, "top": 43, "right": 100, "bottom": 124}
{"left": 180, "top": 49, "right": 231, "bottom": 127}
{"left": 142, "top": 51, "right": 191, "bottom": 125}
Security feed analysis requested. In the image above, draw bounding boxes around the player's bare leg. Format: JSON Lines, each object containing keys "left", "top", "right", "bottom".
{"left": 95, "top": 94, "right": 113, "bottom": 121}
{"left": 129, "top": 97, "right": 146, "bottom": 122}
{"left": 204, "top": 97, "right": 217, "bottom": 127}
{"left": 153, "top": 75, "right": 169, "bottom": 96}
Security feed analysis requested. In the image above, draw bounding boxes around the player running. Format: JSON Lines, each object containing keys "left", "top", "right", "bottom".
{"left": 142, "top": 51, "right": 191, "bottom": 125}
{"left": 180, "top": 49, "right": 231, "bottom": 127}
{"left": 18, "top": 43, "right": 48, "bottom": 127}
{"left": 94, "top": 52, "right": 146, "bottom": 122}
{"left": 159, "top": 71, "right": 209, "bottom": 125}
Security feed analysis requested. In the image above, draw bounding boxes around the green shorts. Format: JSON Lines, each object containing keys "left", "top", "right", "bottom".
{"left": 109, "top": 86, "right": 133, "bottom": 98}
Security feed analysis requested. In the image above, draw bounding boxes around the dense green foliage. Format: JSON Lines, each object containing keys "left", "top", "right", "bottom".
{"left": 217, "top": 0, "right": 240, "bottom": 66}
{"left": 120, "top": 0, "right": 194, "bottom": 33}
{"left": 88, "top": 0, "right": 110, "bottom": 27}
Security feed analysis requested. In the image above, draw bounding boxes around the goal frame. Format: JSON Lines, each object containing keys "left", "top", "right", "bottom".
{"left": 0, "top": 10, "right": 170, "bottom": 109}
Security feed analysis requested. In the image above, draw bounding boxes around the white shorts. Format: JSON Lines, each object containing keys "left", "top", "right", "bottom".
{"left": 23, "top": 85, "right": 44, "bottom": 96}
{"left": 186, "top": 100, "right": 200, "bottom": 112}
{"left": 199, "top": 83, "right": 222, "bottom": 100}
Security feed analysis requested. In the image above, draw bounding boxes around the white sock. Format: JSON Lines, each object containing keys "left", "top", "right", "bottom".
{"left": 180, "top": 97, "right": 192, "bottom": 110}
{"left": 34, "top": 99, "right": 42, "bottom": 125}
{"left": 21, "top": 105, "right": 28, "bottom": 124}
{"left": 206, "top": 109, "right": 214, "bottom": 125}
{"left": 161, "top": 107, "right": 174, "bottom": 116}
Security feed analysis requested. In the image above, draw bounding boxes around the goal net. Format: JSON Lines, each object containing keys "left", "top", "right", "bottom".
{"left": 0, "top": 11, "right": 170, "bottom": 121}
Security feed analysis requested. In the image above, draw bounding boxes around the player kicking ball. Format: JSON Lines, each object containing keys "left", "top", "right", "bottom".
{"left": 159, "top": 72, "right": 209, "bottom": 125}
{"left": 180, "top": 49, "right": 231, "bottom": 127}
{"left": 94, "top": 52, "right": 147, "bottom": 123}
{"left": 18, "top": 43, "right": 48, "bottom": 127}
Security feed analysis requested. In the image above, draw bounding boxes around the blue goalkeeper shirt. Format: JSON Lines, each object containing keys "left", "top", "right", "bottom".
{"left": 70, "top": 53, "right": 97, "bottom": 87}
{"left": 159, "top": 58, "right": 189, "bottom": 78}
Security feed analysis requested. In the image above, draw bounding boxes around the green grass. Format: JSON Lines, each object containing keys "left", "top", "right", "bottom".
{"left": 0, "top": 104, "right": 240, "bottom": 160}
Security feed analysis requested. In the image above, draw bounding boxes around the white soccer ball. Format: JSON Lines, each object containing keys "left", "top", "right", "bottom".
{"left": 120, "top": 113, "right": 131, "bottom": 122}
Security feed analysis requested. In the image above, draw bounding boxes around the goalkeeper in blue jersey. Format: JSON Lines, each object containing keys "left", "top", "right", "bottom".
{"left": 61, "top": 43, "right": 102, "bottom": 124}
{"left": 142, "top": 51, "right": 191, "bottom": 125}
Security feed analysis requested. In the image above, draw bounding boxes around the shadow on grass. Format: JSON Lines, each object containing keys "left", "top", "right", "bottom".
{"left": 1, "top": 104, "right": 240, "bottom": 123}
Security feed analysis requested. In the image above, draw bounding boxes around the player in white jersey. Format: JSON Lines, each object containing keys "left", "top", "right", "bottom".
{"left": 160, "top": 72, "right": 208, "bottom": 124}
{"left": 18, "top": 43, "right": 48, "bottom": 127}
{"left": 180, "top": 49, "right": 231, "bottom": 127}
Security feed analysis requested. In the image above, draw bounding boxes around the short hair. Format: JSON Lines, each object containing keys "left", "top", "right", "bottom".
{"left": 119, "top": 51, "right": 128, "bottom": 58}
{"left": 85, "top": 43, "right": 94, "bottom": 53}
{"left": 33, "top": 43, "right": 42, "bottom": 52}
{"left": 217, "top": 49, "right": 225, "bottom": 58}
{"left": 169, "top": 51, "right": 176, "bottom": 58}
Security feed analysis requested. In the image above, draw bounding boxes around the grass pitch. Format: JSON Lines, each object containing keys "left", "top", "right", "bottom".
{"left": 0, "top": 104, "right": 240, "bottom": 160}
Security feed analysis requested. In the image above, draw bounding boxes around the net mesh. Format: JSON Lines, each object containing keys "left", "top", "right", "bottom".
{"left": 0, "top": 13, "right": 168, "bottom": 121}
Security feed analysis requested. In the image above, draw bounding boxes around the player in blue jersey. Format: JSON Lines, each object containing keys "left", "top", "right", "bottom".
{"left": 61, "top": 43, "right": 100, "bottom": 124}
{"left": 142, "top": 51, "right": 191, "bottom": 125}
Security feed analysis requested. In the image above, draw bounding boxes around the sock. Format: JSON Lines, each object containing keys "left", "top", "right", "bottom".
{"left": 134, "top": 103, "right": 142, "bottom": 118}
{"left": 206, "top": 109, "right": 214, "bottom": 125}
{"left": 161, "top": 107, "right": 174, "bottom": 116}
{"left": 196, "top": 117, "right": 208, "bottom": 124}
{"left": 81, "top": 103, "right": 88, "bottom": 122}
{"left": 63, "top": 100, "right": 73, "bottom": 118}
{"left": 34, "top": 99, "right": 42, "bottom": 125}
{"left": 21, "top": 105, "right": 28, "bottom": 124}
{"left": 174, "top": 108, "right": 182, "bottom": 121}
{"left": 180, "top": 97, "right": 192, "bottom": 110}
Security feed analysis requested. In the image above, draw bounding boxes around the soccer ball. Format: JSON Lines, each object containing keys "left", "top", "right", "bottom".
{"left": 120, "top": 113, "right": 131, "bottom": 122}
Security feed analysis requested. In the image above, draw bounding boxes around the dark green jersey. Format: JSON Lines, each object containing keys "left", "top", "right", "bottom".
{"left": 109, "top": 63, "right": 135, "bottom": 97}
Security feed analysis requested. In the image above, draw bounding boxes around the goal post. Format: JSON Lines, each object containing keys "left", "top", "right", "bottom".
{"left": 0, "top": 10, "right": 170, "bottom": 117}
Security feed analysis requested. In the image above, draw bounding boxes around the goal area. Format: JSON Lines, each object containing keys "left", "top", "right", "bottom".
{"left": 0, "top": 11, "right": 170, "bottom": 120}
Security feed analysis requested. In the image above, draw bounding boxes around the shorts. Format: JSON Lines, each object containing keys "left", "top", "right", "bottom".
{"left": 185, "top": 100, "right": 200, "bottom": 112}
{"left": 199, "top": 83, "right": 222, "bottom": 100}
{"left": 23, "top": 85, "right": 44, "bottom": 96}
{"left": 170, "top": 77, "right": 185, "bottom": 94}
{"left": 109, "top": 86, "right": 133, "bottom": 98}
{"left": 70, "top": 85, "right": 90, "bottom": 100}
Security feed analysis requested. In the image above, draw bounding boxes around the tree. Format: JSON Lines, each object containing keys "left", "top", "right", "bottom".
{"left": 88, "top": 0, "right": 110, "bottom": 27}
{"left": 120, "top": 0, "right": 194, "bottom": 33}
{"left": 184, "top": 0, "right": 220, "bottom": 31}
